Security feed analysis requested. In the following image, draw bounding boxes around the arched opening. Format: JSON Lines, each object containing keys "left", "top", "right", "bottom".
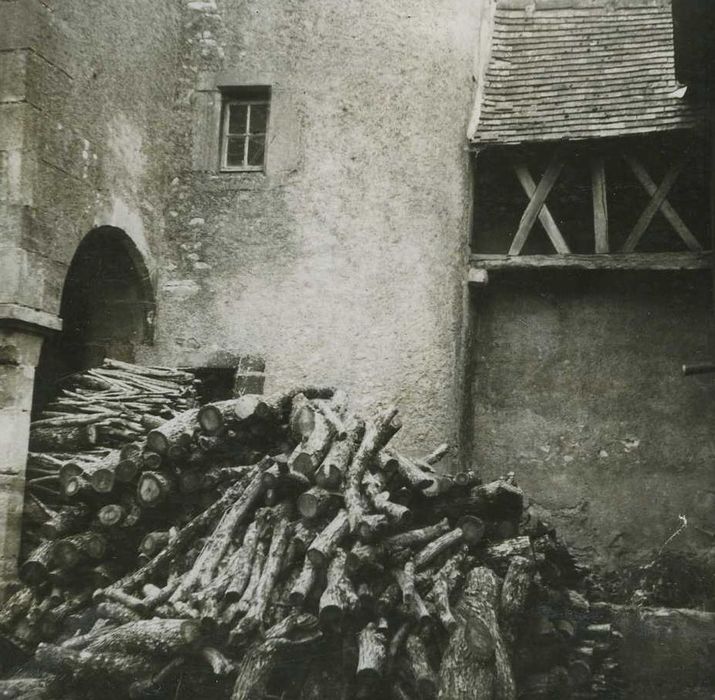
{"left": 33, "top": 226, "right": 155, "bottom": 414}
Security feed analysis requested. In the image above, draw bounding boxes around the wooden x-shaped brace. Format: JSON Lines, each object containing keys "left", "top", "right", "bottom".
{"left": 621, "top": 151, "right": 701, "bottom": 253}
{"left": 509, "top": 151, "right": 569, "bottom": 256}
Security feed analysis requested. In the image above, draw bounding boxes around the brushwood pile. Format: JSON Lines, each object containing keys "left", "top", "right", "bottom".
{"left": 0, "top": 361, "right": 623, "bottom": 699}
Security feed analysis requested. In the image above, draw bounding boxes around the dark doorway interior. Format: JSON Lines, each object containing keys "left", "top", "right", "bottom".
{"left": 33, "top": 227, "right": 155, "bottom": 415}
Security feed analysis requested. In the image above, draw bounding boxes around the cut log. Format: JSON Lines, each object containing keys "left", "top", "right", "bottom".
{"left": 83, "top": 619, "right": 201, "bottom": 655}
{"left": 404, "top": 633, "right": 438, "bottom": 698}
{"left": 438, "top": 567, "right": 515, "bottom": 700}
{"left": 231, "top": 538, "right": 268, "bottom": 621}
{"left": 39, "top": 506, "right": 89, "bottom": 540}
{"left": 104, "top": 473, "right": 264, "bottom": 595}
{"left": 230, "top": 612, "right": 321, "bottom": 699}
{"left": 35, "top": 643, "right": 158, "bottom": 684}
{"left": 289, "top": 393, "right": 316, "bottom": 440}
{"left": 307, "top": 509, "right": 349, "bottom": 568}
{"left": 19, "top": 542, "right": 54, "bottom": 585}
{"left": 223, "top": 520, "right": 260, "bottom": 602}
{"left": 289, "top": 558, "right": 317, "bottom": 607}
{"left": 136, "top": 471, "right": 175, "bottom": 507}
{"left": 97, "top": 504, "right": 127, "bottom": 528}
{"left": 53, "top": 533, "right": 106, "bottom": 569}
{"left": 229, "top": 513, "right": 292, "bottom": 644}
{"left": 198, "top": 394, "right": 263, "bottom": 435}
{"left": 255, "top": 386, "right": 335, "bottom": 423}
{"left": 414, "top": 529, "right": 463, "bottom": 570}
{"left": 454, "top": 470, "right": 481, "bottom": 487}
{"left": 318, "top": 549, "right": 353, "bottom": 629}
{"left": 384, "top": 518, "right": 451, "bottom": 551}
{"left": 297, "top": 486, "right": 340, "bottom": 520}
{"left": 432, "top": 576, "right": 457, "bottom": 634}
{"left": 393, "top": 560, "right": 415, "bottom": 604}
{"left": 356, "top": 621, "right": 387, "bottom": 689}
{"left": 138, "top": 530, "right": 171, "bottom": 558}
{"left": 389, "top": 450, "right": 435, "bottom": 491}
{"left": 344, "top": 407, "right": 402, "bottom": 532}
{"left": 346, "top": 542, "right": 384, "bottom": 576}
{"left": 146, "top": 408, "right": 199, "bottom": 455}
{"left": 29, "top": 424, "right": 97, "bottom": 452}
{"left": 0, "top": 588, "right": 34, "bottom": 630}
{"left": 423, "top": 443, "right": 449, "bottom": 466}
{"left": 290, "top": 411, "right": 335, "bottom": 477}
{"left": 191, "top": 469, "right": 266, "bottom": 590}
{"left": 500, "top": 555, "right": 535, "bottom": 649}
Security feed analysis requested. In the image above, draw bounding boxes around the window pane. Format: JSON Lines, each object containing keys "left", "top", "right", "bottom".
{"left": 247, "top": 136, "right": 265, "bottom": 166}
{"left": 226, "top": 136, "right": 245, "bottom": 166}
{"left": 249, "top": 104, "right": 268, "bottom": 134}
{"left": 228, "top": 104, "right": 248, "bottom": 134}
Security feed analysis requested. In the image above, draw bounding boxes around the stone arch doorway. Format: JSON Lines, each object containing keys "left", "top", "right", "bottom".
{"left": 33, "top": 226, "right": 156, "bottom": 413}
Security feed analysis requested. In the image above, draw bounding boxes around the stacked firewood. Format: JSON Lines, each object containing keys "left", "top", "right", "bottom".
{"left": 23, "top": 360, "right": 200, "bottom": 542}
{"left": 1, "top": 385, "right": 622, "bottom": 699}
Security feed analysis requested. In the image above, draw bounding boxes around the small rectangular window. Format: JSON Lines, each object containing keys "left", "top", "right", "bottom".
{"left": 220, "top": 87, "right": 271, "bottom": 172}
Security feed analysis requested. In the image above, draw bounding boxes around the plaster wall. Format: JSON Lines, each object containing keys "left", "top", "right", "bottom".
{"left": 150, "top": 0, "right": 482, "bottom": 458}
{"left": 469, "top": 269, "right": 715, "bottom": 567}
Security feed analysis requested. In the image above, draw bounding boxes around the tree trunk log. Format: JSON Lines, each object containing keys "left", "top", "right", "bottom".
{"left": 438, "top": 567, "right": 515, "bottom": 700}
{"left": 307, "top": 509, "right": 349, "bottom": 568}
{"left": 82, "top": 619, "right": 201, "bottom": 656}
{"left": 500, "top": 555, "right": 534, "bottom": 650}
{"left": 229, "top": 514, "right": 292, "bottom": 644}
{"left": 297, "top": 486, "right": 340, "bottom": 520}
{"left": 384, "top": 518, "right": 451, "bottom": 551}
{"left": 230, "top": 612, "right": 320, "bottom": 699}
{"left": 356, "top": 621, "right": 387, "bottom": 690}
{"left": 39, "top": 506, "right": 89, "bottom": 540}
{"left": 290, "top": 412, "right": 335, "bottom": 477}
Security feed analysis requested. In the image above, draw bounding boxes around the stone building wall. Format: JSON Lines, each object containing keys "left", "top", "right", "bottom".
{"left": 0, "top": 0, "right": 183, "bottom": 593}
{"left": 144, "top": 0, "right": 484, "bottom": 460}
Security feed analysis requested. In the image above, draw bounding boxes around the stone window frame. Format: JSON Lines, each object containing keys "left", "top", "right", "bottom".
{"left": 220, "top": 87, "right": 271, "bottom": 173}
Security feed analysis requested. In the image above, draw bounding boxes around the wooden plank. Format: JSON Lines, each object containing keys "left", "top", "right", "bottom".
{"left": 469, "top": 251, "right": 711, "bottom": 271}
{"left": 623, "top": 154, "right": 702, "bottom": 252}
{"left": 508, "top": 152, "right": 565, "bottom": 255}
{"left": 513, "top": 164, "right": 570, "bottom": 254}
{"left": 621, "top": 154, "right": 689, "bottom": 252}
{"left": 591, "top": 157, "right": 609, "bottom": 253}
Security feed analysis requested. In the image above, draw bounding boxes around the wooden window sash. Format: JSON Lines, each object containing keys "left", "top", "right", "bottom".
{"left": 221, "top": 99, "right": 269, "bottom": 172}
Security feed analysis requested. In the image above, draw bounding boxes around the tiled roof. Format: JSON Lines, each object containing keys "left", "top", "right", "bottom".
{"left": 469, "top": 0, "right": 705, "bottom": 146}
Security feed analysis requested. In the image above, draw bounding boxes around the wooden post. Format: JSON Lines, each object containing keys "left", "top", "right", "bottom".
{"left": 590, "top": 156, "right": 609, "bottom": 253}
{"left": 508, "top": 151, "right": 566, "bottom": 256}
{"left": 513, "top": 164, "right": 570, "bottom": 254}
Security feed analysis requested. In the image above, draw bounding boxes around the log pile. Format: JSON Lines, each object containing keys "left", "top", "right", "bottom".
{"left": 1, "top": 381, "right": 623, "bottom": 699}
{"left": 22, "top": 359, "right": 200, "bottom": 544}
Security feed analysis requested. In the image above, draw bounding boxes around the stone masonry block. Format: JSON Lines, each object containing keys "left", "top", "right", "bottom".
{"left": 0, "top": 473, "right": 26, "bottom": 563}
{"left": 0, "top": 408, "right": 31, "bottom": 475}
{"left": 0, "top": 102, "right": 37, "bottom": 151}
{"left": 0, "top": 327, "right": 44, "bottom": 366}
{"left": 0, "top": 364, "right": 35, "bottom": 411}
{"left": 0, "top": 51, "right": 27, "bottom": 104}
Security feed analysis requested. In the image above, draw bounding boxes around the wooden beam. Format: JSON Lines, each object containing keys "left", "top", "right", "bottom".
{"left": 621, "top": 154, "right": 688, "bottom": 253}
{"left": 469, "top": 251, "right": 712, "bottom": 271}
{"left": 467, "top": 268, "right": 489, "bottom": 286}
{"left": 590, "top": 156, "right": 609, "bottom": 253}
{"left": 623, "top": 154, "right": 702, "bottom": 252}
{"left": 512, "top": 164, "right": 570, "bottom": 254}
{"left": 508, "top": 152, "right": 566, "bottom": 256}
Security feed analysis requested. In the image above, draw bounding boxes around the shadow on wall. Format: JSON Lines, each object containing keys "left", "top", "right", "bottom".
{"left": 33, "top": 226, "right": 156, "bottom": 415}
